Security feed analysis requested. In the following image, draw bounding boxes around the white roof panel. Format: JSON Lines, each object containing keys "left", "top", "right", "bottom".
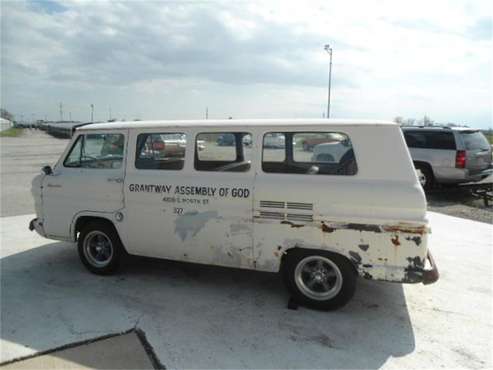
{"left": 78, "top": 118, "right": 396, "bottom": 131}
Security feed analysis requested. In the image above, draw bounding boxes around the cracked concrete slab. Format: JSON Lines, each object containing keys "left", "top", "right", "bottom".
{"left": 1, "top": 212, "right": 492, "bottom": 368}
{"left": 1, "top": 331, "right": 155, "bottom": 369}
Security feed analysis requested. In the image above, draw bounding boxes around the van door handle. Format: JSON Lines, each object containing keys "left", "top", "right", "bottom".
{"left": 47, "top": 183, "right": 62, "bottom": 188}
{"left": 107, "top": 177, "right": 123, "bottom": 183}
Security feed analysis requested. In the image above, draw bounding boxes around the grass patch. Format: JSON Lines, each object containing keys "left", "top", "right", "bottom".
{"left": 0, "top": 127, "right": 24, "bottom": 137}
{"left": 485, "top": 133, "right": 493, "bottom": 145}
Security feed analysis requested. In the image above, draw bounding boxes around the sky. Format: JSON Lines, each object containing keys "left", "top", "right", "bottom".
{"left": 1, "top": 0, "right": 492, "bottom": 128}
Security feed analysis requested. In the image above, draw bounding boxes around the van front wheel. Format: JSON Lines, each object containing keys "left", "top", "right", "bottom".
{"left": 78, "top": 222, "right": 122, "bottom": 275}
{"left": 283, "top": 250, "right": 356, "bottom": 310}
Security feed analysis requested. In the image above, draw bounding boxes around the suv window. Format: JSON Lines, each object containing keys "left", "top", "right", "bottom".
{"left": 136, "top": 133, "right": 186, "bottom": 170}
{"left": 262, "top": 132, "right": 357, "bottom": 175}
{"left": 64, "top": 133, "right": 124, "bottom": 169}
{"left": 404, "top": 131, "right": 456, "bottom": 150}
{"left": 195, "top": 132, "right": 252, "bottom": 172}
{"left": 460, "top": 131, "right": 490, "bottom": 150}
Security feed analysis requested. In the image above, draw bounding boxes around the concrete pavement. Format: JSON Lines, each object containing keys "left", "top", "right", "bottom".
{"left": 0, "top": 212, "right": 491, "bottom": 369}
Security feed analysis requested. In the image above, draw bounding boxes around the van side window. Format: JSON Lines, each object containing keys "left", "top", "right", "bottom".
{"left": 262, "top": 132, "right": 357, "bottom": 175}
{"left": 64, "top": 135, "right": 83, "bottom": 167}
{"left": 135, "top": 133, "right": 186, "bottom": 170}
{"left": 63, "top": 133, "right": 124, "bottom": 169}
{"left": 195, "top": 132, "right": 252, "bottom": 172}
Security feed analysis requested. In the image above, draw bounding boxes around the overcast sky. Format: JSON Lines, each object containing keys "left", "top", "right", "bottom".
{"left": 1, "top": 0, "right": 492, "bottom": 128}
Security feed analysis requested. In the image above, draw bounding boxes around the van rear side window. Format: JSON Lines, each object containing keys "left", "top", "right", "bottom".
{"left": 136, "top": 133, "right": 186, "bottom": 170}
{"left": 195, "top": 132, "right": 252, "bottom": 172}
{"left": 262, "top": 132, "right": 357, "bottom": 175}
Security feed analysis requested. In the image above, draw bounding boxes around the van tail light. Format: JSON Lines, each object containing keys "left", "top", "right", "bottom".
{"left": 455, "top": 150, "right": 466, "bottom": 168}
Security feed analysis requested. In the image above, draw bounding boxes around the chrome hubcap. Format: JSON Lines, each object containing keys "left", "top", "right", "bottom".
{"left": 294, "top": 256, "right": 343, "bottom": 301}
{"left": 83, "top": 231, "right": 113, "bottom": 267}
{"left": 416, "top": 169, "right": 426, "bottom": 187}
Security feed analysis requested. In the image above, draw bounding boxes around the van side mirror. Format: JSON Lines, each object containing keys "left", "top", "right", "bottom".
{"left": 42, "top": 165, "right": 53, "bottom": 175}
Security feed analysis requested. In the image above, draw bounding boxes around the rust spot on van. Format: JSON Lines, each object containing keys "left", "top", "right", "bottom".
{"left": 281, "top": 221, "right": 305, "bottom": 228}
{"left": 349, "top": 251, "right": 362, "bottom": 265}
{"left": 402, "top": 256, "right": 426, "bottom": 283}
{"left": 321, "top": 222, "right": 336, "bottom": 233}
{"left": 406, "top": 236, "right": 422, "bottom": 246}
{"left": 346, "top": 223, "right": 382, "bottom": 233}
{"left": 391, "top": 235, "right": 400, "bottom": 246}
{"left": 383, "top": 225, "right": 427, "bottom": 235}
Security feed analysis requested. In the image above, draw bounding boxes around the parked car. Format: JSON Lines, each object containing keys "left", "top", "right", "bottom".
{"left": 30, "top": 119, "right": 438, "bottom": 310}
{"left": 311, "top": 141, "right": 351, "bottom": 163}
{"left": 140, "top": 133, "right": 186, "bottom": 159}
{"left": 217, "top": 133, "right": 235, "bottom": 146}
{"left": 263, "top": 132, "right": 285, "bottom": 148}
{"left": 402, "top": 126, "right": 492, "bottom": 190}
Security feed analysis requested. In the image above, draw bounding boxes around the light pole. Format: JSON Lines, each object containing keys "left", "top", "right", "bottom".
{"left": 90, "top": 104, "right": 94, "bottom": 122}
{"left": 324, "top": 44, "right": 333, "bottom": 119}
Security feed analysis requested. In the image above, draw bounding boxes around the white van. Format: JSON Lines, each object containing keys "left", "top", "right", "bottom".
{"left": 30, "top": 119, "right": 439, "bottom": 310}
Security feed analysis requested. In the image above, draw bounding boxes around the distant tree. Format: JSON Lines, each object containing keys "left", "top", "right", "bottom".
{"left": 421, "top": 115, "right": 434, "bottom": 126}
{"left": 393, "top": 116, "right": 404, "bottom": 125}
{"left": 0, "top": 108, "right": 14, "bottom": 122}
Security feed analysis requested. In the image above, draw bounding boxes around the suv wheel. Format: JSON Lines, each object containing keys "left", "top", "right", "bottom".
{"left": 415, "top": 164, "right": 434, "bottom": 191}
{"left": 283, "top": 250, "right": 357, "bottom": 310}
{"left": 78, "top": 221, "right": 123, "bottom": 275}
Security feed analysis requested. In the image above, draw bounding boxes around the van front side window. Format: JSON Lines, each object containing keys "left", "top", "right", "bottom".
{"left": 262, "top": 132, "right": 357, "bottom": 175}
{"left": 64, "top": 133, "right": 124, "bottom": 169}
{"left": 195, "top": 132, "right": 252, "bottom": 172}
{"left": 135, "top": 133, "right": 186, "bottom": 170}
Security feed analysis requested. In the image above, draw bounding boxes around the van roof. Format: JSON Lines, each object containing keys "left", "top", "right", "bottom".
{"left": 78, "top": 118, "right": 396, "bottom": 131}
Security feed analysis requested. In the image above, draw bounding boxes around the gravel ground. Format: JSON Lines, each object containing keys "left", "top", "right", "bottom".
{"left": 1, "top": 129, "right": 491, "bottom": 224}
{"left": 427, "top": 187, "right": 492, "bottom": 224}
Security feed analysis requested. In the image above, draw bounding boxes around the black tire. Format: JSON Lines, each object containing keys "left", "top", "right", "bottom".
{"left": 415, "top": 164, "right": 434, "bottom": 191}
{"left": 282, "top": 249, "right": 357, "bottom": 310}
{"left": 77, "top": 221, "right": 123, "bottom": 275}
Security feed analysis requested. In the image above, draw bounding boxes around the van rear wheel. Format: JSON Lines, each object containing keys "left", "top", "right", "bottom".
{"left": 283, "top": 250, "right": 356, "bottom": 310}
{"left": 78, "top": 221, "right": 122, "bottom": 275}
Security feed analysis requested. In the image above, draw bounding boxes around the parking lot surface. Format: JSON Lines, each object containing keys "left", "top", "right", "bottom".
{"left": 0, "top": 130, "right": 67, "bottom": 217}
{"left": 1, "top": 212, "right": 491, "bottom": 368}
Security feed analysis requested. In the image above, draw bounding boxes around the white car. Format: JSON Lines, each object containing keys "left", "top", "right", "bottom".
{"left": 311, "top": 142, "right": 350, "bottom": 163}
{"left": 263, "top": 133, "right": 285, "bottom": 148}
{"left": 30, "top": 119, "right": 438, "bottom": 310}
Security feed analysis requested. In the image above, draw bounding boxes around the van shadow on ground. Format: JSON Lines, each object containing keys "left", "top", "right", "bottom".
{"left": 1, "top": 241, "right": 416, "bottom": 369}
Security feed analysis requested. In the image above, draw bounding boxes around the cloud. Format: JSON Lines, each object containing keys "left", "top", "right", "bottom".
{"left": 1, "top": 0, "right": 491, "bottom": 127}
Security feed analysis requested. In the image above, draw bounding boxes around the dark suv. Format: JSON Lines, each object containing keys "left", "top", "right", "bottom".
{"left": 401, "top": 127, "right": 492, "bottom": 190}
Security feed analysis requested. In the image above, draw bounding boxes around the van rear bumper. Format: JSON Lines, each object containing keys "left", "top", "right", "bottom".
{"left": 29, "top": 218, "right": 46, "bottom": 237}
{"left": 422, "top": 251, "right": 439, "bottom": 285}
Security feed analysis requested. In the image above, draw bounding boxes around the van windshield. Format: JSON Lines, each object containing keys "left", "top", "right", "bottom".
{"left": 461, "top": 131, "right": 490, "bottom": 150}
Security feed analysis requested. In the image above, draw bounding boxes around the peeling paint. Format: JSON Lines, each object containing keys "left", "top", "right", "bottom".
{"left": 174, "top": 211, "right": 220, "bottom": 241}
{"left": 230, "top": 223, "right": 251, "bottom": 234}
{"left": 281, "top": 221, "right": 305, "bottom": 228}
{"left": 349, "top": 251, "right": 362, "bottom": 264}
{"left": 383, "top": 224, "right": 428, "bottom": 235}
{"left": 391, "top": 235, "right": 400, "bottom": 246}
{"left": 358, "top": 244, "right": 369, "bottom": 251}
{"left": 321, "top": 222, "right": 336, "bottom": 233}
{"left": 406, "top": 236, "right": 422, "bottom": 246}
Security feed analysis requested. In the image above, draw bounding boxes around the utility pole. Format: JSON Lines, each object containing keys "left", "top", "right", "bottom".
{"left": 206, "top": 107, "right": 208, "bottom": 119}
{"left": 59, "top": 102, "right": 63, "bottom": 122}
{"left": 324, "top": 44, "right": 333, "bottom": 119}
{"left": 90, "top": 104, "right": 94, "bottom": 122}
